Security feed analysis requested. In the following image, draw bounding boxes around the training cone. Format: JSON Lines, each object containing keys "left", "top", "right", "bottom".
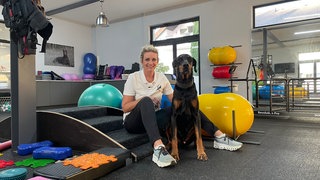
{"left": 199, "top": 93, "right": 254, "bottom": 137}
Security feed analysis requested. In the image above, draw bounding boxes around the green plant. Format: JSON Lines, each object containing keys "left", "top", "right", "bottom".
{"left": 156, "top": 62, "right": 169, "bottom": 73}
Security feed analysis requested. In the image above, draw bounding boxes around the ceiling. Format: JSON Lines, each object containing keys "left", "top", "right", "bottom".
{"left": 41, "top": 0, "right": 210, "bottom": 27}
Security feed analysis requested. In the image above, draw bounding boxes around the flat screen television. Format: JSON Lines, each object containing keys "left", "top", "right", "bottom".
{"left": 274, "top": 63, "right": 295, "bottom": 74}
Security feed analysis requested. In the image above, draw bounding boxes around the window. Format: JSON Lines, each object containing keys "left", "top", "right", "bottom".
{"left": 299, "top": 52, "right": 320, "bottom": 61}
{"left": 298, "top": 51, "right": 320, "bottom": 93}
{"left": 0, "top": 21, "right": 10, "bottom": 89}
{"left": 253, "top": 0, "right": 320, "bottom": 28}
{"left": 150, "top": 17, "right": 200, "bottom": 93}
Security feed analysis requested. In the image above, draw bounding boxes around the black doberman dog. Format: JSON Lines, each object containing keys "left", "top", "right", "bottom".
{"left": 169, "top": 54, "right": 207, "bottom": 161}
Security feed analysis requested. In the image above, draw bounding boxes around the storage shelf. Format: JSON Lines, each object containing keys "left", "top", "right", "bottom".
{"left": 210, "top": 62, "right": 242, "bottom": 67}
{"left": 211, "top": 62, "right": 240, "bottom": 92}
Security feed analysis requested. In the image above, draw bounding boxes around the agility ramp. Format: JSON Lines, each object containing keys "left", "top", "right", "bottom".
{"left": 36, "top": 108, "right": 126, "bottom": 152}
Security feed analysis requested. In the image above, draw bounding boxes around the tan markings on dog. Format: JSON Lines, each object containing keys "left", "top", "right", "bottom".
{"left": 191, "top": 99, "right": 198, "bottom": 108}
{"left": 195, "top": 126, "right": 208, "bottom": 160}
{"left": 171, "top": 99, "right": 181, "bottom": 160}
{"left": 171, "top": 127, "right": 179, "bottom": 161}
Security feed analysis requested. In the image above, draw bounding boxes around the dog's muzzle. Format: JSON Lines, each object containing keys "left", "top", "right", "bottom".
{"left": 182, "top": 61, "right": 190, "bottom": 74}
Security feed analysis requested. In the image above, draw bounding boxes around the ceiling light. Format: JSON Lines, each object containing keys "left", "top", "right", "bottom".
{"left": 96, "top": 0, "right": 109, "bottom": 27}
{"left": 294, "top": 29, "right": 320, "bottom": 35}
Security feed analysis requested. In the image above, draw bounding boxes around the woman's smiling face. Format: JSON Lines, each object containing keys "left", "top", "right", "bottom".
{"left": 141, "top": 51, "right": 158, "bottom": 72}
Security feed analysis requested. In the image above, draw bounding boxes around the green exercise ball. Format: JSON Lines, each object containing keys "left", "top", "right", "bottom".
{"left": 78, "top": 83, "right": 123, "bottom": 109}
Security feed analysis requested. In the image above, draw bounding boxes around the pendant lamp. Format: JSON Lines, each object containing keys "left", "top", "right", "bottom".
{"left": 96, "top": 0, "right": 109, "bottom": 27}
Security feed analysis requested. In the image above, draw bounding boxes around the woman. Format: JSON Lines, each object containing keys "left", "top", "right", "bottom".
{"left": 122, "top": 45, "right": 242, "bottom": 168}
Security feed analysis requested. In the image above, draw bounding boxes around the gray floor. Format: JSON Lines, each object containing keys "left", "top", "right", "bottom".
{"left": 1, "top": 111, "right": 319, "bottom": 180}
{"left": 99, "top": 115, "right": 320, "bottom": 180}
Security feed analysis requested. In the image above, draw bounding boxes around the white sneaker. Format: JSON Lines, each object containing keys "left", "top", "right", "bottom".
{"left": 213, "top": 134, "right": 243, "bottom": 151}
{"left": 152, "top": 146, "right": 177, "bottom": 167}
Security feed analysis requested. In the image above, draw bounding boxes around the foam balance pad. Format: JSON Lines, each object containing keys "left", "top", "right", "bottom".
{"left": 15, "top": 158, "right": 55, "bottom": 168}
{"left": 0, "top": 168, "right": 27, "bottom": 180}
{"left": 33, "top": 147, "right": 72, "bottom": 160}
{"left": 63, "top": 153, "right": 117, "bottom": 170}
{"left": 17, "top": 140, "right": 53, "bottom": 156}
{"left": 0, "top": 160, "right": 14, "bottom": 168}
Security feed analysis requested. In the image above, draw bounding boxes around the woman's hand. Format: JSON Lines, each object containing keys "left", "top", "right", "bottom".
{"left": 151, "top": 96, "right": 160, "bottom": 109}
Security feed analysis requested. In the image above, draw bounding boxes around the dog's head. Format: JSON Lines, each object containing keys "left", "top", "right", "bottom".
{"left": 172, "top": 54, "right": 197, "bottom": 84}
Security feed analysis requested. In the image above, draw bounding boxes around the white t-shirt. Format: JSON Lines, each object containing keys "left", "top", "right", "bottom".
{"left": 123, "top": 70, "right": 173, "bottom": 120}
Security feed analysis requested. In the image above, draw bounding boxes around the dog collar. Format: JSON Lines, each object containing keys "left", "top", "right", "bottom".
{"left": 175, "top": 78, "right": 194, "bottom": 89}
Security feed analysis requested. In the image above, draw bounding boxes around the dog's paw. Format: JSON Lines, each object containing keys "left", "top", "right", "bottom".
{"left": 171, "top": 153, "right": 180, "bottom": 161}
{"left": 197, "top": 153, "right": 208, "bottom": 161}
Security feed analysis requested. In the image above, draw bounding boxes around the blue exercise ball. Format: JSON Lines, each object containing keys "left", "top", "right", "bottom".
{"left": 83, "top": 53, "right": 97, "bottom": 74}
{"left": 259, "top": 85, "right": 285, "bottom": 99}
{"left": 160, "top": 85, "right": 175, "bottom": 108}
{"left": 78, "top": 83, "right": 123, "bottom": 109}
{"left": 259, "top": 85, "right": 271, "bottom": 99}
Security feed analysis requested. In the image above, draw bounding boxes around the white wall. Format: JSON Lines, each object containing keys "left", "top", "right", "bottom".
{"left": 94, "top": 18, "right": 145, "bottom": 68}
{"left": 94, "top": 0, "right": 278, "bottom": 99}
{"left": 1, "top": 6, "right": 94, "bottom": 77}
{"left": 35, "top": 17, "right": 94, "bottom": 76}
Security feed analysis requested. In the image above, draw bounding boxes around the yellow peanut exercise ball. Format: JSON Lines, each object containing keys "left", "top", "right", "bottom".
{"left": 208, "top": 47, "right": 221, "bottom": 65}
{"left": 221, "top": 46, "right": 237, "bottom": 64}
{"left": 208, "top": 46, "right": 237, "bottom": 65}
{"left": 198, "top": 93, "right": 254, "bottom": 137}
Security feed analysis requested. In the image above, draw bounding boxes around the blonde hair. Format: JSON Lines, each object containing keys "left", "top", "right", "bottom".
{"left": 140, "top": 45, "right": 159, "bottom": 62}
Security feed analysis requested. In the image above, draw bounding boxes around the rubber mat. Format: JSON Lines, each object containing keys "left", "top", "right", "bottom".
{"left": 33, "top": 147, "right": 131, "bottom": 179}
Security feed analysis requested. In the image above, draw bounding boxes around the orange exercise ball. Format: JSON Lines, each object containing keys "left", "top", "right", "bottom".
{"left": 198, "top": 93, "right": 254, "bottom": 137}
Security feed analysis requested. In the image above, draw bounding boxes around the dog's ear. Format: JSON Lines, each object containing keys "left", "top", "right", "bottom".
{"left": 173, "top": 68, "right": 177, "bottom": 76}
{"left": 193, "top": 58, "right": 197, "bottom": 73}
{"left": 172, "top": 59, "right": 178, "bottom": 76}
{"left": 172, "top": 59, "right": 177, "bottom": 68}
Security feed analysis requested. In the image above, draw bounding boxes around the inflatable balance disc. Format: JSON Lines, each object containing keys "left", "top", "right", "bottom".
{"left": 0, "top": 168, "right": 27, "bottom": 180}
{"left": 198, "top": 93, "right": 254, "bottom": 137}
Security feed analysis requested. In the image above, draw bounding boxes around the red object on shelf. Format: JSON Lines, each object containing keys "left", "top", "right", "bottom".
{"left": 212, "top": 66, "right": 231, "bottom": 78}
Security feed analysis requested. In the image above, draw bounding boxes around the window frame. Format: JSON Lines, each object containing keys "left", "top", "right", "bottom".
{"left": 253, "top": 0, "right": 320, "bottom": 29}
{"left": 149, "top": 17, "right": 201, "bottom": 93}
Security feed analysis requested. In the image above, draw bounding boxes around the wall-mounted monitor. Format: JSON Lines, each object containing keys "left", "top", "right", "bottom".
{"left": 274, "top": 63, "right": 295, "bottom": 74}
